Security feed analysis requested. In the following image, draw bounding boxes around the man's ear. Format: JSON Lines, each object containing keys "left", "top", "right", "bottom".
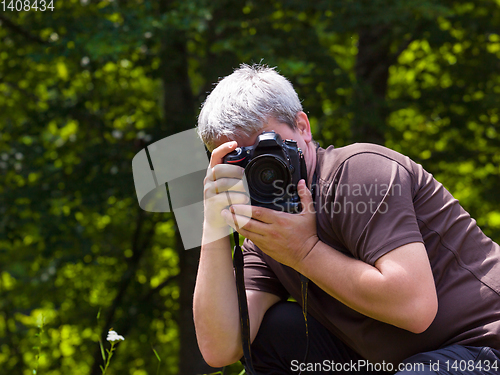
{"left": 296, "top": 111, "right": 312, "bottom": 143}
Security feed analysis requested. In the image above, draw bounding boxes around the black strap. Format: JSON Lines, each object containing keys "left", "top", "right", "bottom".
{"left": 233, "top": 230, "right": 256, "bottom": 375}
{"left": 297, "top": 169, "right": 316, "bottom": 374}
{"left": 298, "top": 274, "right": 310, "bottom": 375}
{"left": 233, "top": 170, "right": 317, "bottom": 374}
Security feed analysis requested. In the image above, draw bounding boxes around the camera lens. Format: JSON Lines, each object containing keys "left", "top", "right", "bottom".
{"left": 260, "top": 168, "right": 277, "bottom": 184}
{"left": 246, "top": 155, "right": 290, "bottom": 204}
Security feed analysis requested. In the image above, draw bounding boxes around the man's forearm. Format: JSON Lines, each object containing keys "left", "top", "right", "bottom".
{"left": 296, "top": 241, "right": 437, "bottom": 333}
{"left": 193, "top": 227, "right": 242, "bottom": 367}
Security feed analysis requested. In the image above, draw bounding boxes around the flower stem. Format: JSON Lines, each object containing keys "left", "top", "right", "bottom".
{"left": 101, "top": 343, "right": 116, "bottom": 375}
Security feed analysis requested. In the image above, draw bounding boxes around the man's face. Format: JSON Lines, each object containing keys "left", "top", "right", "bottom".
{"left": 220, "top": 117, "right": 308, "bottom": 155}
{"left": 213, "top": 113, "right": 315, "bottom": 190}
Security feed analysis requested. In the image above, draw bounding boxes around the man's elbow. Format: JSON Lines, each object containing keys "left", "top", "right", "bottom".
{"left": 199, "top": 342, "right": 242, "bottom": 369}
{"left": 202, "top": 354, "right": 232, "bottom": 369}
{"left": 405, "top": 295, "right": 438, "bottom": 334}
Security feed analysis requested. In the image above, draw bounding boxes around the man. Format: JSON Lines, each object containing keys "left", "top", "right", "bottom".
{"left": 193, "top": 64, "right": 500, "bottom": 374}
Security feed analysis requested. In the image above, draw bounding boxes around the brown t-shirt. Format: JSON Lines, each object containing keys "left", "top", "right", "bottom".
{"left": 242, "top": 143, "right": 500, "bottom": 365}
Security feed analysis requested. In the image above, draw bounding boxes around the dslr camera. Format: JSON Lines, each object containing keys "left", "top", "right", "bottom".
{"left": 223, "top": 131, "right": 307, "bottom": 213}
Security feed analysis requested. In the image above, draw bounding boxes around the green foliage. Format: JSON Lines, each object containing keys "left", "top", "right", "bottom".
{"left": 1, "top": 0, "right": 499, "bottom": 374}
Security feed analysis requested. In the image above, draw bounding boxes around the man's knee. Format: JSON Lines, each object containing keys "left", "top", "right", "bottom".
{"left": 245, "top": 301, "right": 306, "bottom": 374}
{"left": 254, "top": 301, "right": 305, "bottom": 346}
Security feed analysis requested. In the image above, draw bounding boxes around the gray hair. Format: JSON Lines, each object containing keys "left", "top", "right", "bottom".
{"left": 197, "top": 64, "right": 303, "bottom": 151}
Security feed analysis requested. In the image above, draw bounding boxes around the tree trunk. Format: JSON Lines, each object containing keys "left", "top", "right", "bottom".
{"left": 159, "top": 25, "right": 220, "bottom": 374}
{"left": 352, "top": 25, "right": 392, "bottom": 145}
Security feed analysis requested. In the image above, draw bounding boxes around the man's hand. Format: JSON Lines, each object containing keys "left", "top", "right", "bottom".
{"left": 222, "top": 179, "right": 319, "bottom": 270}
{"left": 202, "top": 141, "right": 250, "bottom": 244}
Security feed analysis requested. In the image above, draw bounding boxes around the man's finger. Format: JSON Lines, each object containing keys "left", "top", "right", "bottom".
{"left": 210, "top": 141, "right": 238, "bottom": 167}
{"left": 222, "top": 209, "right": 266, "bottom": 236}
{"left": 210, "top": 178, "right": 248, "bottom": 194}
{"left": 221, "top": 208, "right": 252, "bottom": 232}
{"left": 222, "top": 215, "right": 262, "bottom": 243}
{"left": 230, "top": 204, "right": 275, "bottom": 224}
{"left": 208, "top": 164, "right": 245, "bottom": 182}
{"left": 298, "top": 179, "right": 315, "bottom": 215}
{"left": 228, "top": 204, "right": 253, "bottom": 220}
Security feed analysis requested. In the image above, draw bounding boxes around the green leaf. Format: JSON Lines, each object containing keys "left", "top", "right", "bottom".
{"left": 99, "top": 340, "right": 106, "bottom": 361}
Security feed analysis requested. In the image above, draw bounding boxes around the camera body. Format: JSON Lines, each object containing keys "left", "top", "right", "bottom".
{"left": 223, "top": 131, "right": 307, "bottom": 213}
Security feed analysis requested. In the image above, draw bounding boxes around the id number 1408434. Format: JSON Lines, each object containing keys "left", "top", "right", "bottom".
{"left": 1, "top": 0, "right": 54, "bottom": 11}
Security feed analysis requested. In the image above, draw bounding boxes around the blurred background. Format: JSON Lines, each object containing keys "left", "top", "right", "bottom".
{"left": 1, "top": 0, "right": 500, "bottom": 374}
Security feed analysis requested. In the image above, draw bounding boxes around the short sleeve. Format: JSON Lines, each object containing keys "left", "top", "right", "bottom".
{"left": 330, "top": 153, "right": 424, "bottom": 265}
{"left": 241, "top": 238, "right": 289, "bottom": 300}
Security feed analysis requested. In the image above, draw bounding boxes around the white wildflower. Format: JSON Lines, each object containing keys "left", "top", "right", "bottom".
{"left": 106, "top": 330, "right": 125, "bottom": 342}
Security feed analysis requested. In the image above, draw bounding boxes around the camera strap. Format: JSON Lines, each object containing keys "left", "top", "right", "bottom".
{"left": 233, "top": 230, "right": 257, "bottom": 375}
{"left": 233, "top": 170, "right": 317, "bottom": 375}
{"left": 233, "top": 241, "right": 311, "bottom": 375}
{"left": 297, "top": 169, "right": 317, "bottom": 374}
